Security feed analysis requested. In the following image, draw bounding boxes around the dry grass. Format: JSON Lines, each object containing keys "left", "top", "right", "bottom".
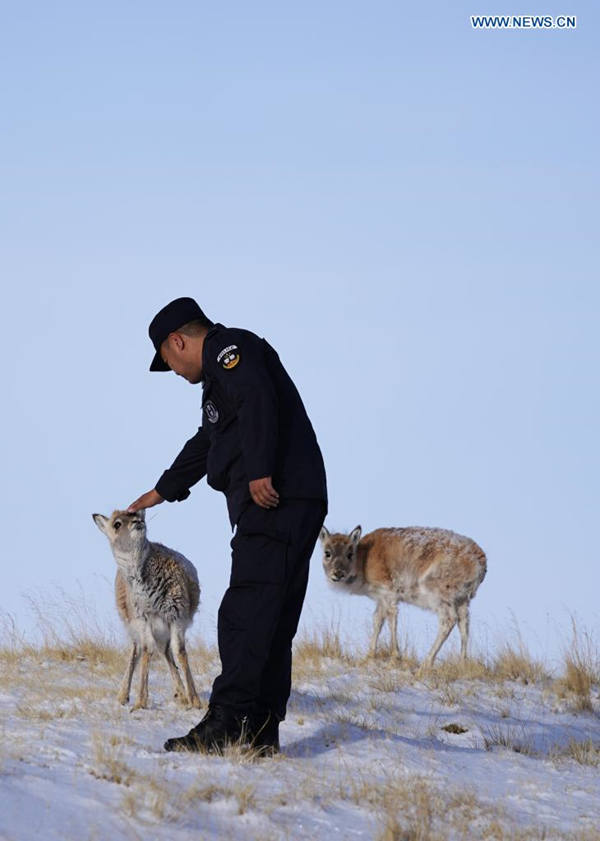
{"left": 553, "top": 620, "right": 599, "bottom": 713}
{"left": 294, "top": 623, "right": 353, "bottom": 661}
{"left": 420, "top": 655, "right": 491, "bottom": 683}
{"left": 24, "top": 585, "right": 122, "bottom": 658}
{"left": 293, "top": 623, "right": 419, "bottom": 678}
{"left": 370, "top": 634, "right": 420, "bottom": 670}
{"left": 179, "top": 779, "right": 257, "bottom": 814}
{"left": 560, "top": 658, "right": 594, "bottom": 712}
{"left": 0, "top": 592, "right": 219, "bottom": 717}
{"left": 291, "top": 764, "right": 600, "bottom": 841}
{"left": 2, "top": 598, "right": 600, "bottom": 841}
{"left": 483, "top": 723, "right": 537, "bottom": 756}
{"left": 368, "top": 668, "right": 413, "bottom": 694}
{"left": 291, "top": 614, "right": 563, "bottom": 695}
{"left": 376, "top": 780, "right": 434, "bottom": 841}
{"left": 122, "top": 777, "right": 234, "bottom": 822}
{"left": 15, "top": 699, "right": 88, "bottom": 721}
{"left": 121, "top": 778, "right": 170, "bottom": 821}
{"left": 292, "top": 623, "right": 359, "bottom": 682}
{"left": 490, "top": 641, "right": 548, "bottom": 685}
{"left": 549, "top": 739, "right": 600, "bottom": 767}
{"left": 116, "top": 756, "right": 600, "bottom": 841}
{"left": 90, "top": 732, "right": 137, "bottom": 786}
{"left": 5, "top": 597, "right": 595, "bottom": 700}
{"left": 416, "top": 619, "right": 553, "bottom": 689}
{"left": 341, "top": 772, "right": 506, "bottom": 841}
{"left": 186, "top": 635, "right": 220, "bottom": 674}
{"left": 0, "top": 654, "right": 598, "bottom": 841}
{"left": 121, "top": 775, "right": 260, "bottom": 823}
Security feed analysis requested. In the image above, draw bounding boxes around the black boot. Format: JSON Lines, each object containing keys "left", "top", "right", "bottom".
{"left": 248, "top": 709, "right": 280, "bottom": 757}
{"left": 163, "top": 704, "right": 250, "bottom": 753}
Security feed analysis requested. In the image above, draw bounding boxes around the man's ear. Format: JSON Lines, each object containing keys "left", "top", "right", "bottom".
{"left": 92, "top": 513, "right": 109, "bottom": 535}
{"left": 168, "top": 332, "right": 185, "bottom": 352}
{"left": 319, "top": 525, "right": 330, "bottom": 543}
{"left": 349, "top": 525, "right": 362, "bottom": 544}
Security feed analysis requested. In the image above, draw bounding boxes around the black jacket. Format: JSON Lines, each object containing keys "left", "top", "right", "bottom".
{"left": 155, "top": 323, "right": 328, "bottom": 527}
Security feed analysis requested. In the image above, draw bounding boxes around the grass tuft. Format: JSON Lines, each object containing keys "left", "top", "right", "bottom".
{"left": 549, "top": 739, "right": 600, "bottom": 767}
{"left": 483, "top": 724, "right": 536, "bottom": 756}
{"left": 554, "top": 618, "right": 599, "bottom": 713}
{"left": 89, "top": 732, "right": 136, "bottom": 786}
{"left": 491, "top": 642, "right": 547, "bottom": 684}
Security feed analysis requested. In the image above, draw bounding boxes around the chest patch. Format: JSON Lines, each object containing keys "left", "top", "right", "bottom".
{"left": 217, "top": 344, "right": 240, "bottom": 370}
{"left": 204, "top": 400, "right": 219, "bottom": 423}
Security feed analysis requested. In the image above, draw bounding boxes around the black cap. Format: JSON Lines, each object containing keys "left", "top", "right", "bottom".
{"left": 148, "top": 297, "right": 211, "bottom": 371}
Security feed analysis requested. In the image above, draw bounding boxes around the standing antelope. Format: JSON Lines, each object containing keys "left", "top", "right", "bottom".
{"left": 92, "top": 509, "right": 201, "bottom": 710}
{"left": 320, "top": 525, "right": 487, "bottom": 666}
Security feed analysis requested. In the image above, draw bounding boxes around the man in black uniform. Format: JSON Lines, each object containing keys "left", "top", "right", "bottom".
{"left": 127, "top": 297, "right": 327, "bottom": 755}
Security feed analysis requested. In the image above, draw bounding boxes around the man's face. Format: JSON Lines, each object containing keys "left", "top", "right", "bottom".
{"left": 160, "top": 333, "right": 203, "bottom": 384}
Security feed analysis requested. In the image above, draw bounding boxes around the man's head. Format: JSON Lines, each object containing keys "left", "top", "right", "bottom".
{"left": 148, "top": 297, "right": 213, "bottom": 383}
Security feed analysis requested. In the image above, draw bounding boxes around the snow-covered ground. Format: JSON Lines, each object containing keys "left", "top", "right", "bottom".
{"left": 1, "top": 642, "right": 599, "bottom": 841}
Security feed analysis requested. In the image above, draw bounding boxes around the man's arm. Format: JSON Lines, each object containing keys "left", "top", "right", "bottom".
{"left": 208, "top": 336, "right": 280, "bottom": 507}
{"left": 155, "top": 426, "right": 210, "bottom": 501}
{"left": 127, "top": 426, "right": 210, "bottom": 512}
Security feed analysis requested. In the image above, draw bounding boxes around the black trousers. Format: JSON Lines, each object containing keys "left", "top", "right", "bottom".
{"left": 209, "top": 498, "right": 326, "bottom": 721}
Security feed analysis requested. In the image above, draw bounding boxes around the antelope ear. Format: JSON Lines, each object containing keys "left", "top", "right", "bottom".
{"left": 92, "top": 513, "right": 110, "bottom": 535}
{"left": 350, "top": 525, "right": 362, "bottom": 544}
{"left": 319, "top": 525, "right": 330, "bottom": 543}
{"left": 136, "top": 509, "right": 146, "bottom": 521}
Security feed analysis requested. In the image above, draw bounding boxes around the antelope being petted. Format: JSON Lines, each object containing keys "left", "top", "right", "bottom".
{"left": 92, "top": 509, "right": 201, "bottom": 710}
{"left": 320, "top": 525, "right": 487, "bottom": 666}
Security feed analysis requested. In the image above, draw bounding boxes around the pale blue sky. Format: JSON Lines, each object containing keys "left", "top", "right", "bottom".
{"left": 1, "top": 2, "right": 598, "bottom": 663}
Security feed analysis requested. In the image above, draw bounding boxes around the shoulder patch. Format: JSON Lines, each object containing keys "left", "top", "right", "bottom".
{"left": 204, "top": 400, "right": 219, "bottom": 423}
{"left": 217, "top": 344, "right": 240, "bottom": 370}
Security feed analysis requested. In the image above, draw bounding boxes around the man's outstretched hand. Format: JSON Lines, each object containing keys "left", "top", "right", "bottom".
{"left": 127, "top": 489, "right": 164, "bottom": 513}
{"left": 249, "top": 476, "right": 279, "bottom": 509}
{"left": 127, "top": 480, "right": 278, "bottom": 513}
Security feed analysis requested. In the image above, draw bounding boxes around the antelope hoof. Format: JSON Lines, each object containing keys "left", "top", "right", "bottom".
{"left": 130, "top": 701, "right": 148, "bottom": 712}
{"left": 118, "top": 694, "right": 129, "bottom": 706}
{"left": 189, "top": 696, "right": 202, "bottom": 710}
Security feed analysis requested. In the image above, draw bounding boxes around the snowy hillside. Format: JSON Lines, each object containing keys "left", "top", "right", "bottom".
{"left": 1, "top": 633, "right": 599, "bottom": 841}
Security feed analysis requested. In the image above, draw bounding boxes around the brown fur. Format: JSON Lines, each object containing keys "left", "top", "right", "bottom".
{"left": 320, "top": 525, "right": 487, "bottom": 666}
